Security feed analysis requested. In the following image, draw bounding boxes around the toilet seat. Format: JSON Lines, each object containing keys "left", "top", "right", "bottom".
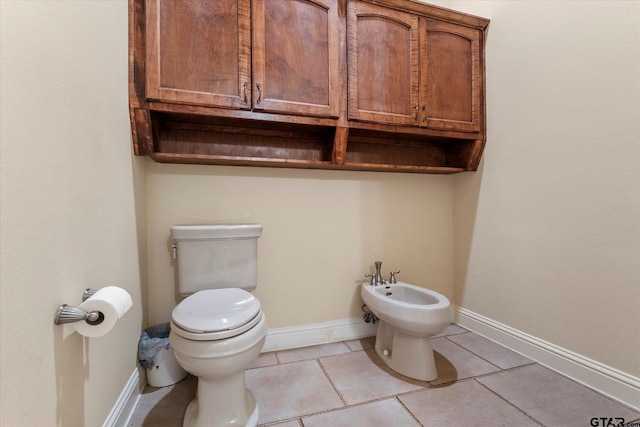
{"left": 171, "top": 311, "right": 263, "bottom": 341}
{"left": 171, "top": 288, "right": 262, "bottom": 341}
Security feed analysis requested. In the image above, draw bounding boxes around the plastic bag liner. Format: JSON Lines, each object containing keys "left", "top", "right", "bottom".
{"left": 138, "top": 323, "right": 172, "bottom": 369}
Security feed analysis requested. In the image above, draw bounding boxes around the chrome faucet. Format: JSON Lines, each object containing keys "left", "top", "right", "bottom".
{"left": 364, "top": 273, "right": 377, "bottom": 286}
{"left": 364, "top": 262, "right": 400, "bottom": 286}
{"left": 374, "top": 261, "right": 385, "bottom": 286}
{"left": 389, "top": 270, "right": 400, "bottom": 283}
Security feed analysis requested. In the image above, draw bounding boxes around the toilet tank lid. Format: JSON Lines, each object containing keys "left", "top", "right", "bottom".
{"left": 171, "top": 224, "right": 262, "bottom": 240}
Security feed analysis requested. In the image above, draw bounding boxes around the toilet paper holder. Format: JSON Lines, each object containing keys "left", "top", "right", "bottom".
{"left": 54, "top": 288, "right": 104, "bottom": 325}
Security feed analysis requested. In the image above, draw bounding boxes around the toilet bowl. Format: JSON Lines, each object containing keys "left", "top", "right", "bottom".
{"left": 170, "top": 289, "right": 267, "bottom": 427}
{"left": 361, "top": 281, "right": 452, "bottom": 381}
{"left": 169, "top": 224, "right": 266, "bottom": 427}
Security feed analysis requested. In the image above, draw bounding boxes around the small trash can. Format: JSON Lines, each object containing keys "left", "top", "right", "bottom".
{"left": 138, "top": 323, "right": 187, "bottom": 387}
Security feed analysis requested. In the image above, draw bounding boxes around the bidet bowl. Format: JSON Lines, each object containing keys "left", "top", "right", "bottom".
{"left": 361, "top": 281, "right": 452, "bottom": 337}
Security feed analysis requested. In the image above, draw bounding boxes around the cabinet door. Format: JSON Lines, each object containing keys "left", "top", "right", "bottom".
{"left": 146, "top": 0, "right": 251, "bottom": 109}
{"left": 252, "top": 0, "right": 339, "bottom": 118}
{"left": 348, "top": 1, "right": 420, "bottom": 125}
{"left": 421, "top": 19, "right": 482, "bottom": 133}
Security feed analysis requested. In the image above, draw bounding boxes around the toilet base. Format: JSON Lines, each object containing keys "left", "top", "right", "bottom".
{"left": 374, "top": 320, "right": 438, "bottom": 381}
{"left": 183, "top": 393, "right": 258, "bottom": 427}
{"left": 183, "top": 371, "right": 259, "bottom": 427}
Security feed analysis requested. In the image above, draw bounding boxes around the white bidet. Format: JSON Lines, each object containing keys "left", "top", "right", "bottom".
{"left": 361, "top": 281, "right": 452, "bottom": 381}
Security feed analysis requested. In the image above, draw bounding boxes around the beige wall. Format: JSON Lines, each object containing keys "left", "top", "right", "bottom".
{"left": 146, "top": 163, "right": 455, "bottom": 328}
{"left": 452, "top": 0, "right": 640, "bottom": 377}
{"left": 0, "top": 1, "right": 145, "bottom": 426}
{"left": 1, "top": 0, "right": 639, "bottom": 425}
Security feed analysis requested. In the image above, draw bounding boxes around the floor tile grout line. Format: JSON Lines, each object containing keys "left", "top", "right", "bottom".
{"left": 466, "top": 362, "right": 542, "bottom": 385}
{"left": 273, "top": 351, "right": 282, "bottom": 365}
{"left": 290, "top": 353, "right": 541, "bottom": 427}
{"left": 443, "top": 332, "right": 537, "bottom": 372}
{"left": 258, "top": 416, "right": 303, "bottom": 427}
{"left": 258, "top": 328, "right": 540, "bottom": 423}
{"left": 394, "top": 395, "right": 426, "bottom": 427}
{"left": 304, "top": 350, "right": 434, "bottom": 425}
{"left": 265, "top": 340, "right": 359, "bottom": 367}
{"left": 297, "top": 392, "right": 430, "bottom": 424}
{"left": 442, "top": 334, "right": 505, "bottom": 371}
{"left": 479, "top": 361, "right": 640, "bottom": 416}
{"left": 472, "top": 377, "right": 546, "bottom": 427}
{"left": 254, "top": 326, "right": 465, "bottom": 371}
{"left": 252, "top": 356, "right": 353, "bottom": 425}
{"left": 433, "top": 326, "right": 470, "bottom": 339}
{"left": 315, "top": 357, "right": 350, "bottom": 408}
{"left": 443, "top": 326, "right": 640, "bottom": 414}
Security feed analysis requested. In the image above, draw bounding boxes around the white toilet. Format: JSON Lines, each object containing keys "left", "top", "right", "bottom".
{"left": 361, "top": 281, "right": 452, "bottom": 381}
{"left": 169, "top": 224, "right": 267, "bottom": 427}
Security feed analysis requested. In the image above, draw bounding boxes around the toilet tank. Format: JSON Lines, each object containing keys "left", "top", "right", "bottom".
{"left": 171, "top": 224, "right": 262, "bottom": 295}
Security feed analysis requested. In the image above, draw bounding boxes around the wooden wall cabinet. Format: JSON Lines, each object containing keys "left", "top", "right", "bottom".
{"left": 145, "top": 0, "right": 339, "bottom": 117}
{"left": 347, "top": 1, "right": 420, "bottom": 126}
{"left": 421, "top": 18, "right": 482, "bottom": 133}
{"left": 129, "top": 0, "right": 489, "bottom": 173}
{"left": 145, "top": 0, "right": 251, "bottom": 110}
{"left": 348, "top": 2, "right": 483, "bottom": 134}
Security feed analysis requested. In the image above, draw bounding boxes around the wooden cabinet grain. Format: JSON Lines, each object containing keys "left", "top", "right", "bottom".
{"left": 253, "top": 0, "right": 340, "bottom": 117}
{"left": 347, "top": 1, "right": 420, "bottom": 125}
{"left": 129, "top": 0, "right": 489, "bottom": 173}
{"left": 145, "top": 0, "right": 251, "bottom": 109}
{"left": 348, "top": 1, "right": 484, "bottom": 135}
{"left": 421, "top": 18, "right": 482, "bottom": 133}
{"left": 145, "top": 0, "right": 339, "bottom": 117}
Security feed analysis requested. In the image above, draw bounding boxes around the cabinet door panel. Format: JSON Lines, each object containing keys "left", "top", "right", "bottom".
{"left": 348, "top": 1, "right": 419, "bottom": 125}
{"left": 422, "top": 19, "right": 481, "bottom": 132}
{"left": 252, "top": 0, "right": 339, "bottom": 117}
{"left": 146, "top": 0, "right": 251, "bottom": 109}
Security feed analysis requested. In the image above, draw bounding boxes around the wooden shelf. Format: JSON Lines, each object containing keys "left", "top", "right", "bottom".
{"left": 343, "top": 163, "right": 466, "bottom": 174}
{"left": 342, "top": 128, "right": 471, "bottom": 170}
{"left": 145, "top": 114, "right": 472, "bottom": 173}
{"left": 151, "top": 113, "right": 335, "bottom": 166}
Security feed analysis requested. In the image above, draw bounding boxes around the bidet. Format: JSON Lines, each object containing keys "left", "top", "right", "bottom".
{"left": 361, "top": 279, "right": 452, "bottom": 381}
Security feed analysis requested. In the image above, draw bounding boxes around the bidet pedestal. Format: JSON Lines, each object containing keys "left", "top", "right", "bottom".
{"left": 375, "top": 320, "right": 438, "bottom": 381}
{"left": 183, "top": 371, "right": 258, "bottom": 427}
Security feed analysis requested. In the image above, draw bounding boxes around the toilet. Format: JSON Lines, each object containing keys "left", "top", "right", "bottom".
{"left": 361, "top": 281, "right": 452, "bottom": 381}
{"left": 169, "top": 224, "right": 267, "bottom": 427}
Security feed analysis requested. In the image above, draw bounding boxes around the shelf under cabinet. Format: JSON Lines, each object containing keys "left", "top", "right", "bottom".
{"left": 341, "top": 128, "right": 474, "bottom": 173}
{"left": 147, "top": 112, "right": 476, "bottom": 173}
{"left": 151, "top": 113, "right": 335, "bottom": 167}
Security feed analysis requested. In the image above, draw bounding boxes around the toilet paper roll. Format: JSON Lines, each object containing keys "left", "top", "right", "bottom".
{"left": 72, "top": 286, "right": 133, "bottom": 338}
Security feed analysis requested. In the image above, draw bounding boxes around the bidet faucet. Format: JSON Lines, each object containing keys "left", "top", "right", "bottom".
{"left": 374, "top": 261, "right": 386, "bottom": 286}
{"left": 364, "top": 273, "right": 377, "bottom": 286}
{"left": 389, "top": 270, "right": 400, "bottom": 284}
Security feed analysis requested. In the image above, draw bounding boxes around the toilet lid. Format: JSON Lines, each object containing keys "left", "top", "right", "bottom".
{"left": 172, "top": 288, "right": 261, "bottom": 333}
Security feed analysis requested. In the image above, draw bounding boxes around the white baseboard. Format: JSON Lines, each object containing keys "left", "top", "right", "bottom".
{"left": 103, "top": 368, "right": 143, "bottom": 427}
{"left": 455, "top": 306, "right": 640, "bottom": 411}
{"left": 262, "top": 316, "right": 377, "bottom": 352}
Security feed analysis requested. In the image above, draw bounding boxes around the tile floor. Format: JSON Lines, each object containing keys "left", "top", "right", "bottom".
{"left": 128, "top": 324, "right": 639, "bottom": 427}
